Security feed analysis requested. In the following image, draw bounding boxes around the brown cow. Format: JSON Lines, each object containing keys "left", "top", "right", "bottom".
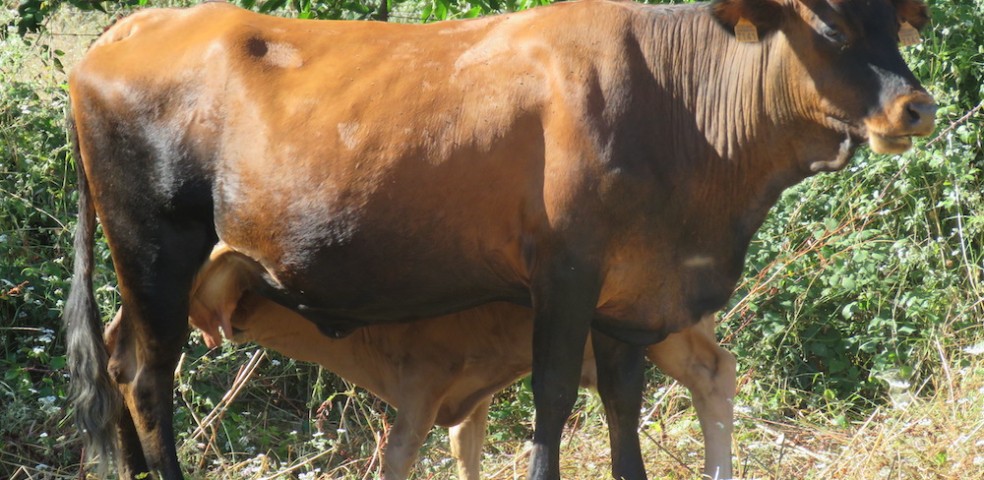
{"left": 64, "top": 1, "right": 935, "bottom": 479}
{"left": 179, "top": 243, "right": 735, "bottom": 479}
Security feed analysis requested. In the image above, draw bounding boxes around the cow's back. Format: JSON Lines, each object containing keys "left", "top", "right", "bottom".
{"left": 72, "top": 0, "right": 652, "bottom": 324}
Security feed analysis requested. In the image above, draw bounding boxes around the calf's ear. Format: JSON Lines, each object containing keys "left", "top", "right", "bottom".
{"left": 711, "top": 0, "right": 784, "bottom": 41}
{"left": 893, "top": 0, "right": 930, "bottom": 30}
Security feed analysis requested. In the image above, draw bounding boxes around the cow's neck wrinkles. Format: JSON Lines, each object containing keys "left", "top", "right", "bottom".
{"left": 637, "top": 5, "right": 804, "bottom": 161}
{"left": 634, "top": 5, "right": 814, "bottom": 236}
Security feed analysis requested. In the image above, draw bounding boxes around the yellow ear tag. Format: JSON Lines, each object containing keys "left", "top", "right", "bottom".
{"left": 735, "top": 17, "right": 759, "bottom": 43}
{"left": 899, "top": 21, "right": 922, "bottom": 46}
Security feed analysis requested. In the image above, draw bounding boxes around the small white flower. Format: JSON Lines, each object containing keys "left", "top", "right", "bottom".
{"left": 734, "top": 405, "right": 752, "bottom": 415}
{"left": 298, "top": 469, "right": 321, "bottom": 480}
{"left": 963, "top": 342, "right": 984, "bottom": 356}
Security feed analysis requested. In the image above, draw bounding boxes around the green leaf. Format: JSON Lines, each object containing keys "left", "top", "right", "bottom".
{"left": 259, "top": 0, "right": 288, "bottom": 14}
{"left": 49, "top": 355, "right": 67, "bottom": 370}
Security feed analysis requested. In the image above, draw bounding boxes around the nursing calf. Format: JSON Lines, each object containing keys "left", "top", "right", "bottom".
{"left": 184, "top": 244, "right": 735, "bottom": 480}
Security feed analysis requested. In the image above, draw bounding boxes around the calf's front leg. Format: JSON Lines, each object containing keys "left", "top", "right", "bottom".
{"left": 449, "top": 397, "right": 492, "bottom": 480}
{"left": 382, "top": 390, "right": 442, "bottom": 480}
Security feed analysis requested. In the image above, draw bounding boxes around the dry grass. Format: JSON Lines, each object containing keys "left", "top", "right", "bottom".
{"left": 87, "top": 343, "right": 976, "bottom": 480}
{"left": 474, "top": 353, "right": 982, "bottom": 480}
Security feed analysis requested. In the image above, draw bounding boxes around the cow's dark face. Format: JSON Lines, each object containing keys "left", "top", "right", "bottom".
{"left": 713, "top": 0, "right": 936, "bottom": 157}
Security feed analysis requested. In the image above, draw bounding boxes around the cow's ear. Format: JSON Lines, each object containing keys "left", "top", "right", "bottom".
{"left": 893, "top": 0, "right": 930, "bottom": 30}
{"left": 711, "top": 0, "right": 784, "bottom": 41}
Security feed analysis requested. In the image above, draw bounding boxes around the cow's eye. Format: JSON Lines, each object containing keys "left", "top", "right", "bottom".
{"left": 820, "top": 23, "right": 848, "bottom": 47}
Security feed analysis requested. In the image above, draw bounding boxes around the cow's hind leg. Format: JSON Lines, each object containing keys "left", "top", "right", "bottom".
{"left": 527, "top": 256, "right": 599, "bottom": 480}
{"left": 591, "top": 328, "right": 648, "bottom": 480}
{"left": 647, "top": 316, "right": 735, "bottom": 480}
{"left": 449, "top": 396, "right": 492, "bottom": 480}
{"left": 104, "top": 218, "right": 214, "bottom": 479}
{"left": 104, "top": 309, "right": 151, "bottom": 477}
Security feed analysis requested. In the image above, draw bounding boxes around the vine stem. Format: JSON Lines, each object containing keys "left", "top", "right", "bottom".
{"left": 926, "top": 100, "right": 984, "bottom": 148}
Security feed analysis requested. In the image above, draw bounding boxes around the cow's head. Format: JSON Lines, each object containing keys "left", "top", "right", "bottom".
{"left": 712, "top": 0, "right": 936, "bottom": 170}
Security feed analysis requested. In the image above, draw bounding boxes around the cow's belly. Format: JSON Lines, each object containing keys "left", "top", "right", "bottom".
{"left": 213, "top": 156, "right": 539, "bottom": 323}
{"left": 219, "top": 220, "right": 531, "bottom": 323}
{"left": 278, "top": 239, "right": 528, "bottom": 321}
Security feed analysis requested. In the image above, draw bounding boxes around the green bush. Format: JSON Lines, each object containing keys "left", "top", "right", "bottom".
{"left": 723, "top": 0, "right": 984, "bottom": 411}
{"left": 1, "top": 46, "right": 77, "bottom": 472}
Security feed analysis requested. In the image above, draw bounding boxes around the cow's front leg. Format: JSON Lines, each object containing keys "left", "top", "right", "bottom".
{"left": 591, "top": 328, "right": 647, "bottom": 480}
{"left": 527, "top": 256, "right": 600, "bottom": 480}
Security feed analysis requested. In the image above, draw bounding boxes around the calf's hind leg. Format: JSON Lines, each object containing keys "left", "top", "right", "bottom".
{"left": 647, "top": 316, "right": 736, "bottom": 480}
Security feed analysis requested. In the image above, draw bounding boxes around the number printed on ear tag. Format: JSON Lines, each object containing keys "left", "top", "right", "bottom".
{"left": 899, "top": 21, "right": 922, "bottom": 46}
{"left": 735, "top": 17, "right": 759, "bottom": 43}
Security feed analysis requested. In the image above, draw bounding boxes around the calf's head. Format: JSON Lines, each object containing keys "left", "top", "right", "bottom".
{"left": 713, "top": 0, "right": 936, "bottom": 169}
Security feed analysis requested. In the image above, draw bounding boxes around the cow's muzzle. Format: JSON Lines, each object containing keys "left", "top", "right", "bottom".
{"left": 867, "top": 92, "right": 937, "bottom": 154}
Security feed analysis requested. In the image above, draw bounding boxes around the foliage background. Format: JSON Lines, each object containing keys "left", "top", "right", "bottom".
{"left": 1, "top": 0, "right": 982, "bottom": 478}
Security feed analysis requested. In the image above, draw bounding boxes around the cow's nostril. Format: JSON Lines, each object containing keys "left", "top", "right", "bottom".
{"left": 905, "top": 101, "right": 938, "bottom": 129}
{"left": 907, "top": 106, "right": 920, "bottom": 123}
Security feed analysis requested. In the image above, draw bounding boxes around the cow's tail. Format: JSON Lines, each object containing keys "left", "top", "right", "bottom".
{"left": 64, "top": 106, "right": 120, "bottom": 474}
